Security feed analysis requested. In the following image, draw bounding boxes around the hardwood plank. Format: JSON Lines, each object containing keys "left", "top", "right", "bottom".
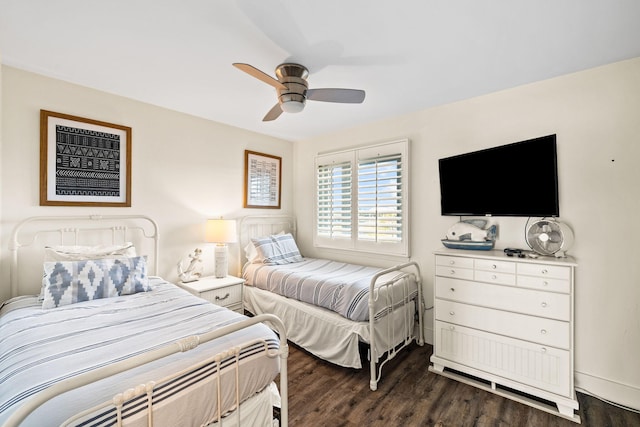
{"left": 280, "top": 342, "right": 640, "bottom": 426}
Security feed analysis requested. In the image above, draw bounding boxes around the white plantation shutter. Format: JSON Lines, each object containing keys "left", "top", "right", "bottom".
{"left": 357, "top": 153, "right": 403, "bottom": 243}
{"left": 317, "top": 159, "right": 353, "bottom": 239}
{"left": 315, "top": 139, "right": 409, "bottom": 256}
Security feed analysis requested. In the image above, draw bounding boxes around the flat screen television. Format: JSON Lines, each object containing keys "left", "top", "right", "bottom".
{"left": 438, "top": 135, "right": 559, "bottom": 217}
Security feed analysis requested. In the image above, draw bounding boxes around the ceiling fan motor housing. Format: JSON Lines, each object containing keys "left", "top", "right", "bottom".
{"left": 275, "top": 63, "right": 309, "bottom": 113}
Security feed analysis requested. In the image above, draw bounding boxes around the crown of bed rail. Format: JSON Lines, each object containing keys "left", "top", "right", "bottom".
{"left": 9, "top": 215, "right": 160, "bottom": 298}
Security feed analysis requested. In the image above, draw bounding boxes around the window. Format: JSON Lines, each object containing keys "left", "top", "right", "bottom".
{"left": 315, "top": 139, "right": 409, "bottom": 256}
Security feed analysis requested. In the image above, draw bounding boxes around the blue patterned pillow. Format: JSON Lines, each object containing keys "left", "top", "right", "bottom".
{"left": 42, "top": 256, "right": 150, "bottom": 309}
{"left": 251, "top": 233, "right": 303, "bottom": 265}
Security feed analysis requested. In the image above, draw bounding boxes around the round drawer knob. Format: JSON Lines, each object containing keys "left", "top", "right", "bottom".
{"left": 541, "top": 302, "right": 548, "bottom": 308}
{"left": 541, "top": 347, "right": 547, "bottom": 353}
{"left": 449, "top": 311, "right": 455, "bottom": 316}
{"left": 541, "top": 269, "right": 548, "bottom": 274}
{"left": 450, "top": 269, "right": 455, "bottom": 275}
{"left": 492, "top": 264, "right": 497, "bottom": 269}
{"left": 543, "top": 281, "right": 549, "bottom": 286}
{"left": 450, "top": 260, "right": 455, "bottom": 265}
{"left": 540, "top": 329, "right": 547, "bottom": 335}
{"left": 450, "top": 287, "right": 455, "bottom": 292}
{"left": 449, "top": 325, "right": 455, "bottom": 331}
{"left": 491, "top": 275, "right": 497, "bottom": 280}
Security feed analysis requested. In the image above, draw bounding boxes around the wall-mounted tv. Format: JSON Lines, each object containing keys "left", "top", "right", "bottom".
{"left": 438, "top": 135, "right": 559, "bottom": 217}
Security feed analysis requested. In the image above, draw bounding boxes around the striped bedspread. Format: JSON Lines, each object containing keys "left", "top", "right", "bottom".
{"left": 243, "top": 258, "right": 417, "bottom": 322}
{"left": 0, "top": 278, "right": 279, "bottom": 427}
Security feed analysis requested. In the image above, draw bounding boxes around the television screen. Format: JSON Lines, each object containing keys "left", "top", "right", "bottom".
{"left": 438, "top": 135, "right": 559, "bottom": 217}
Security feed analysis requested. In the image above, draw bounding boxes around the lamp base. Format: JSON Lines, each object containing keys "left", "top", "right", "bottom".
{"left": 214, "top": 244, "right": 228, "bottom": 278}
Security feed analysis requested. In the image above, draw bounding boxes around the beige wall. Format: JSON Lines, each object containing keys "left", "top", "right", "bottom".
{"left": 293, "top": 57, "right": 640, "bottom": 409}
{"left": 0, "top": 66, "right": 293, "bottom": 300}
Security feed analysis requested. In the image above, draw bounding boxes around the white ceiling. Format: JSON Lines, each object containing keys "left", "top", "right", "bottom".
{"left": 2, "top": 0, "right": 640, "bottom": 142}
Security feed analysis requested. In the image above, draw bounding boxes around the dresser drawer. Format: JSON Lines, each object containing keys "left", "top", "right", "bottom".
{"left": 436, "top": 277, "right": 570, "bottom": 320}
{"left": 517, "top": 263, "right": 571, "bottom": 280}
{"left": 433, "top": 321, "right": 572, "bottom": 396}
{"left": 517, "top": 275, "right": 570, "bottom": 294}
{"left": 436, "top": 265, "right": 474, "bottom": 280}
{"left": 436, "top": 255, "right": 474, "bottom": 269}
{"left": 474, "top": 270, "right": 516, "bottom": 286}
{"left": 200, "top": 284, "right": 243, "bottom": 308}
{"left": 435, "top": 299, "right": 570, "bottom": 349}
{"left": 474, "top": 258, "right": 516, "bottom": 274}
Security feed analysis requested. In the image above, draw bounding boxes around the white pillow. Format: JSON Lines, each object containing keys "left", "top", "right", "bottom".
{"left": 44, "top": 242, "right": 137, "bottom": 261}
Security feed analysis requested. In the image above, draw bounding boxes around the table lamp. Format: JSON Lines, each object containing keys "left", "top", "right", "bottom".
{"left": 205, "top": 218, "right": 237, "bottom": 278}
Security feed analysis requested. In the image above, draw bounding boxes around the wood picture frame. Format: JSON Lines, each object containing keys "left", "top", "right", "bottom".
{"left": 40, "top": 110, "right": 132, "bottom": 207}
{"left": 243, "top": 150, "right": 281, "bottom": 209}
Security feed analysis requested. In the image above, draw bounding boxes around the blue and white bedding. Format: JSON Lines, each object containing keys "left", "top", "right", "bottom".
{"left": 0, "top": 278, "right": 280, "bottom": 427}
{"left": 243, "top": 258, "right": 417, "bottom": 322}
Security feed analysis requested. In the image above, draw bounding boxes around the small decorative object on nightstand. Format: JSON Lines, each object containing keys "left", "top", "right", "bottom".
{"left": 205, "top": 218, "right": 238, "bottom": 278}
{"left": 179, "top": 275, "right": 245, "bottom": 313}
{"left": 176, "top": 248, "right": 203, "bottom": 283}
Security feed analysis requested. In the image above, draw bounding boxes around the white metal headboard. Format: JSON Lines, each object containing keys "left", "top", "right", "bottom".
{"left": 238, "top": 215, "right": 296, "bottom": 266}
{"left": 9, "top": 215, "right": 159, "bottom": 298}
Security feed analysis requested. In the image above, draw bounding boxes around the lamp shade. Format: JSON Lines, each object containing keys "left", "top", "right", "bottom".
{"left": 205, "top": 219, "right": 237, "bottom": 244}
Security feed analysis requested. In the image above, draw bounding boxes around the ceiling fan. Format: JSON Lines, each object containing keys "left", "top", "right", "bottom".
{"left": 233, "top": 62, "right": 366, "bottom": 121}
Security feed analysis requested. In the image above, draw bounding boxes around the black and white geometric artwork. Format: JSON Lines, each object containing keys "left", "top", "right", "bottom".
{"left": 55, "top": 125, "right": 122, "bottom": 197}
{"left": 40, "top": 110, "right": 132, "bottom": 206}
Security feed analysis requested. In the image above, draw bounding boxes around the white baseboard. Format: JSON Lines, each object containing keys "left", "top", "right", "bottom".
{"left": 575, "top": 371, "right": 640, "bottom": 412}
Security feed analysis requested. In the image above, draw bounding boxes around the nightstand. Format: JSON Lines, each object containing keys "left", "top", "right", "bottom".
{"left": 179, "top": 275, "right": 245, "bottom": 313}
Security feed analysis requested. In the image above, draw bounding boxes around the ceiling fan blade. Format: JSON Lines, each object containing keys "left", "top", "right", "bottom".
{"left": 263, "top": 103, "right": 283, "bottom": 122}
{"left": 233, "top": 63, "right": 287, "bottom": 90}
{"left": 307, "top": 88, "right": 366, "bottom": 104}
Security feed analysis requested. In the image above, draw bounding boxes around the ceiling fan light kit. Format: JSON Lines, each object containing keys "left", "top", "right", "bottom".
{"left": 233, "top": 62, "right": 365, "bottom": 121}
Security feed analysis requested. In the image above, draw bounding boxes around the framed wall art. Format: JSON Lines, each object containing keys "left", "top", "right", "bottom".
{"left": 40, "top": 110, "right": 132, "bottom": 207}
{"left": 243, "top": 150, "right": 281, "bottom": 209}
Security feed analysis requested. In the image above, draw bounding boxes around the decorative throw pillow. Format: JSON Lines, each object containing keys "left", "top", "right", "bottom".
{"left": 43, "top": 242, "right": 137, "bottom": 262}
{"left": 251, "top": 233, "right": 303, "bottom": 265}
{"left": 41, "top": 256, "right": 150, "bottom": 309}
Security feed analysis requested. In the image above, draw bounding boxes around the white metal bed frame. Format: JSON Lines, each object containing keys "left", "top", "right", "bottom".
{"left": 239, "top": 214, "right": 424, "bottom": 391}
{"left": 4, "top": 215, "right": 289, "bottom": 427}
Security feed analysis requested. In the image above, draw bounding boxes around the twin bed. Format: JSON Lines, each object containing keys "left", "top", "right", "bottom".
{"left": 1, "top": 216, "right": 288, "bottom": 427}
{"left": 239, "top": 215, "right": 424, "bottom": 391}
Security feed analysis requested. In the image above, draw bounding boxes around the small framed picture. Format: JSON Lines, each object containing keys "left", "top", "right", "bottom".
{"left": 40, "top": 110, "right": 132, "bottom": 207}
{"left": 243, "top": 150, "right": 281, "bottom": 209}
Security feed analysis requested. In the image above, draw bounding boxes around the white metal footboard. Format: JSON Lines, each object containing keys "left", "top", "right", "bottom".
{"left": 2, "top": 314, "right": 289, "bottom": 427}
{"left": 368, "top": 261, "right": 423, "bottom": 391}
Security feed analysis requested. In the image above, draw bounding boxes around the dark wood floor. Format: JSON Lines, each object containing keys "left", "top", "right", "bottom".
{"left": 280, "top": 342, "right": 640, "bottom": 427}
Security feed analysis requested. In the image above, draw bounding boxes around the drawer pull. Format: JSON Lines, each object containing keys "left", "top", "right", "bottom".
{"left": 541, "top": 269, "right": 548, "bottom": 275}
{"left": 449, "top": 311, "right": 455, "bottom": 316}
{"left": 450, "top": 260, "right": 455, "bottom": 265}
{"left": 492, "top": 264, "right": 497, "bottom": 269}
{"left": 541, "top": 302, "right": 548, "bottom": 308}
{"left": 540, "top": 329, "right": 547, "bottom": 335}
{"left": 450, "top": 287, "right": 455, "bottom": 292}
{"left": 450, "top": 269, "right": 455, "bottom": 275}
{"left": 543, "top": 281, "right": 549, "bottom": 286}
{"left": 491, "top": 275, "right": 497, "bottom": 280}
{"left": 215, "top": 293, "right": 230, "bottom": 301}
{"left": 541, "top": 347, "right": 547, "bottom": 353}
{"left": 449, "top": 325, "right": 455, "bottom": 331}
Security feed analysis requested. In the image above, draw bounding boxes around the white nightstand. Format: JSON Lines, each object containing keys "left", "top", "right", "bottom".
{"left": 179, "top": 275, "right": 245, "bottom": 313}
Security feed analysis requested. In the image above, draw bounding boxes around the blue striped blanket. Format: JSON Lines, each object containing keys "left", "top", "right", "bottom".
{"left": 243, "top": 258, "right": 417, "bottom": 322}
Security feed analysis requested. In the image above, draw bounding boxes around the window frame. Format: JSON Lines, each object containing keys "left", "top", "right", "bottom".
{"left": 314, "top": 139, "right": 410, "bottom": 257}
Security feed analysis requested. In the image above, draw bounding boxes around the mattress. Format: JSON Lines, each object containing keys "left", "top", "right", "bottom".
{"left": 0, "top": 278, "right": 280, "bottom": 426}
{"left": 243, "top": 258, "right": 417, "bottom": 322}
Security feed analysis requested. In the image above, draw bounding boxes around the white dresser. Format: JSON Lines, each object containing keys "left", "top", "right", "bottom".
{"left": 429, "top": 249, "right": 579, "bottom": 422}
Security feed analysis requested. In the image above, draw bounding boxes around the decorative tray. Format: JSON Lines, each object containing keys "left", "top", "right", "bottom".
{"left": 441, "top": 239, "right": 495, "bottom": 251}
